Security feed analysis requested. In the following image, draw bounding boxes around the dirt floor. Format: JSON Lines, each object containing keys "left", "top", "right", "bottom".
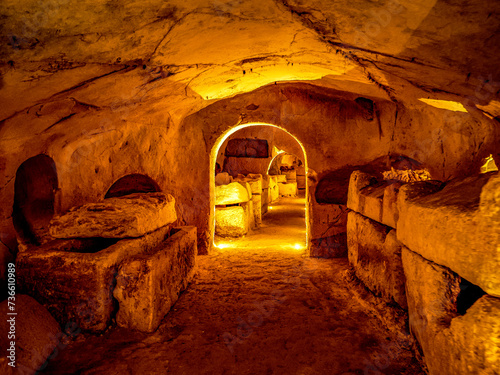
{"left": 44, "top": 197, "right": 426, "bottom": 375}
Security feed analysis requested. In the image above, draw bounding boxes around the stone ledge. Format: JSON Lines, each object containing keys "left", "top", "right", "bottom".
{"left": 347, "top": 212, "right": 407, "bottom": 309}
{"left": 49, "top": 193, "right": 177, "bottom": 239}
{"left": 397, "top": 172, "right": 500, "bottom": 297}
{"left": 114, "top": 227, "right": 197, "bottom": 333}
{"left": 347, "top": 171, "right": 402, "bottom": 228}
{"left": 402, "top": 247, "right": 500, "bottom": 375}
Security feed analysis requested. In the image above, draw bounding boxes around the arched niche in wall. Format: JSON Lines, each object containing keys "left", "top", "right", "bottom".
{"left": 267, "top": 152, "right": 303, "bottom": 176}
{"left": 105, "top": 173, "right": 161, "bottom": 199}
{"left": 13, "top": 154, "right": 59, "bottom": 246}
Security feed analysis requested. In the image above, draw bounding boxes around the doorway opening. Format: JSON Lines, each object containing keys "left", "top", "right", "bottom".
{"left": 210, "top": 123, "right": 309, "bottom": 253}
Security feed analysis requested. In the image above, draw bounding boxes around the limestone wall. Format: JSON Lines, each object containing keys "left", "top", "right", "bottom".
{"left": 0, "top": 71, "right": 498, "bottom": 292}
{"left": 346, "top": 170, "right": 500, "bottom": 374}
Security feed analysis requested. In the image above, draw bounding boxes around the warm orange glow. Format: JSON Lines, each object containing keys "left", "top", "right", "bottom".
{"left": 418, "top": 98, "right": 468, "bottom": 112}
{"left": 267, "top": 151, "right": 285, "bottom": 174}
{"left": 480, "top": 154, "right": 498, "bottom": 173}
{"left": 215, "top": 243, "right": 231, "bottom": 249}
{"left": 210, "top": 123, "right": 310, "bottom": 251}
{"left": 186, "top": 62, "right": 352, "bottom": 100}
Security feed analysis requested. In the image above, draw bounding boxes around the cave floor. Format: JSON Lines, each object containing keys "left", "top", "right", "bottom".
{"left": 45, "top": 198, "right": 425, "bottom": 375}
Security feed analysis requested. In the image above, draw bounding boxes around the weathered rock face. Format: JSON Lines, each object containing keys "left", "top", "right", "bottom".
{"left": 347, "top": 212, "right": 407, "bottom": 309}
{"left": 225, "top": 139, "right": 269, "bottom": 158}
{"left": 215, "top": 206, "right": 248, "bottom": 237}
{"left": 114, "top": 227, "right": 197, "bottom": 333}
{"left": 215, "top": 182, "right": 249, "bottom": 206}
{"left": 0, "top": 295, "right": 61, "bottom": 375}
{"left": 278, "top": 182, "right": 297, "bottom": 197}
{"left": 49, "top": 193, "right": 177, "bottom": 239}
{"left": 402, "top": 248, "right": 500, "bottom": 375}
{"left": 16, "top": 225, "right": 173, "bottom": 332}
{"left": 347, "top": 170, "right": 402, "bottom": 228}
{"left": 397, "top": 172, "right": 500, "bottom": 297}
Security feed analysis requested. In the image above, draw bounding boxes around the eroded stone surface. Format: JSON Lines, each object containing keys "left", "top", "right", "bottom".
{"left": 347, "top": 171, "right": 403, "bottom": 228}
{"left": 0, "top": 295, "right": 61, "bottom": 375}
{"left": 225, "top": 139, "right": 268, "bottom": 158}
{"left": 215, "top": 182, "right": 249, "bottom": 206}
{"left": 402, "top": 247, "right": 500, "bottom": 375}
{"left": 16, "top": 226, "right": 172, "bottom": 332}
{"left": 114, "top": 227, "right": 197, "bottom": 333}
{"left": 347, "top": 212, "right": 407, "bottom": 309}
{"left": 310, "top": 203, "right": 348, "bottom": 241}
{"left": 279, "top": 182, "right": 298, "bottom": 197}
{"left": 397, "top": 173, "right": 500, "bottom": 297}
{"left": 215, "top": 206, "right": 248, "bottom": 237}
{"left": 49, "top": 193, "right": 176, "bottom": 239}
{"left": 251, "top": 194, "right": 262, "bottom": 227}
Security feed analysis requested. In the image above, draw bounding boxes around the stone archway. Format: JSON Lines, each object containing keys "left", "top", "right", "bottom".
{"left": 209, "top": 122, "right": 310, "bottom": 251}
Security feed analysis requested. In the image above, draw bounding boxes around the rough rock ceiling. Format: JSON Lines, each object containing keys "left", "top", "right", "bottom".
{"left": 1, "top": 0, "right": 499, "bottom": 113}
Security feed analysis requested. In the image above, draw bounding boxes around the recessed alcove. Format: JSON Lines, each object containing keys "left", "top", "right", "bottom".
{"left": 105, "top": 173, "right": 161, "bottom": 198}
{"left": 13, "top": 154, "right": 58, "bottom": 246}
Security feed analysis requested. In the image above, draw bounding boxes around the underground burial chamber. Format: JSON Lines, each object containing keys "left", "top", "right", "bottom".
{"left": 1, "top": 1, "right": 500, "bottom": 372}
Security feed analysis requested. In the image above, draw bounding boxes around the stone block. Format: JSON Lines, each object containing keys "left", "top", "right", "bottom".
{"left": 382, "top": 182, "right": 403, "bottom": 228}
{"left": 247, "top": 174, "right": 263, "bottom": 194}
{"left": 260, "top": 174, "right": 269, "bottom": 189}
{"left": 402, "top": 248, "right": 500, "bottom": 375}
{"left": 243, "top": 200, "right": 255, "bottom": 230}
{"left": 49, "top": 193, "right": 177, "bottom": 239}
{"left": 310, "top": 233, "right": 347, "bottom": 258}
{"left": 251, "top": 194, "right": 262, "bottom": 226}
{"left": 261, "top": 188, "right": 269, "bottom": 214}
{"left": 284, "top": 169, "right": 296, "bottom": 181}
{"left": 215, "top": 182, "right": 249, "bottom": 205}
{"left": 276, "top": 174, "right": 287, "bottom": 183}
{"left": 234, "top": 181, "right": 252, "bottom": 202}
{"left": 397, "top": 173, "right": 500, "bottom": 297}
{"left": 310, "top": 203, "right": 348, "bottom": 240}
{"left": 215, "top": 206, "right": 248, "bottom": 237}
{"left": 347, "top": 171, "right": 377, "bottom": 211}
{"left": 279, "top": 182, "right": 297, "bottom": 197}
{"left": 224, "top": 157, "right": 270, "bottom": 177}
{"left": 297, "top": 175, "right": 306, "bottom": 189}
{"left": 16, "top": 225, "right": 172, "bottom": 332}
{"left": 114, "top": 227, "right": 197, "bottom": 333}
{"left": 0, "top": 295, "right": 61, "bottom": 375}
{"left": 225, "top": 138, "right": 268, "bottom": 158}
{"left": 347, "top": 212, "right": 407, "bottom": 309}
{"left": 269, "top": 176, "right": 279, "bottom": 202}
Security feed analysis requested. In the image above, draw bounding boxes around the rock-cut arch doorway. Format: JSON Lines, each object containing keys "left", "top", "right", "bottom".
{"left": 209, "top": 123, "right": 310, "bottom": 253}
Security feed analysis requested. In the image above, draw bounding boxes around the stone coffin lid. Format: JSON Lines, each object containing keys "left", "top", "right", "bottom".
{"left": 49, "top": 192, "right": 177, "bottom": 239}
{"left": 397, "top": 172, "right": 500, "bottom": 297}
{"left": 235, "top": 174, "right": 262, "bottom": 194}
{"left": 215, "top": 181, "right": 249, "bottom": 205}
